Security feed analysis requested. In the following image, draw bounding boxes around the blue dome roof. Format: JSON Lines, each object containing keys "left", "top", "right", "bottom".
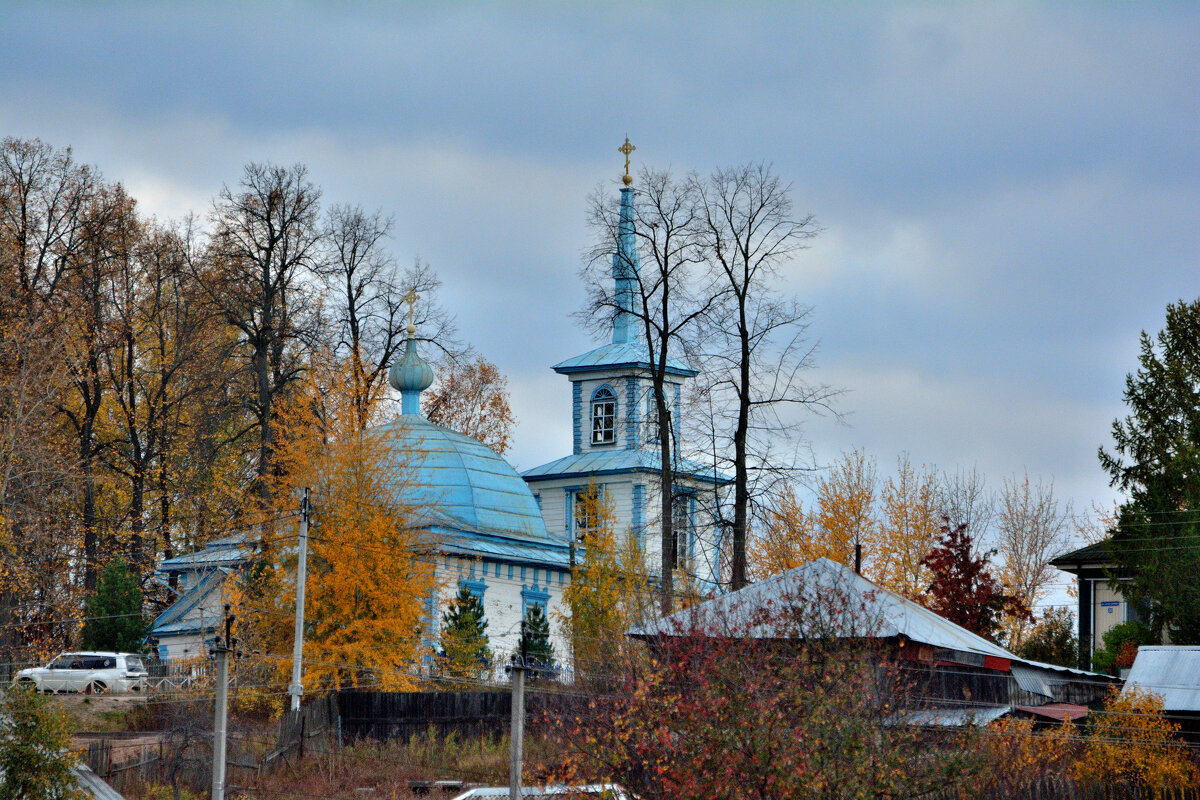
{"left": 376, "top": 415, "right": 554, "bottom": 543}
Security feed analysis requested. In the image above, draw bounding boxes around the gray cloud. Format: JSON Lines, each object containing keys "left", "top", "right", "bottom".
{"left": 2, "top": 2, "right": 1197, "bottom": 544}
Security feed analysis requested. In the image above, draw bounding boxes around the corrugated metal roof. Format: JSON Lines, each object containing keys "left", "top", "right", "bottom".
{"left": 893, "top": 706, "right": 1011, "bottom": 727}
{"left": 1125, "top": 646, "right": 1200, "bottom": 711}
{"left": 552, "top": 341, "right": 697, "bottom": 377}
{"left": 151, "top": 569, "right": 227, "bottom": 636}
{"left": 377, "top": 416, "right": 554, "bottom": 543}
{"left": 522, "top": 449, "right": 731, "bottom": 485}
{"left": 73, "top": 763, "right": 129, "bottom": 799}
{"left": 633, "top": 558, "right": 1019, "bottom": 660}
{"left": 158, "top": 540, "right": 253, "bottom": 573}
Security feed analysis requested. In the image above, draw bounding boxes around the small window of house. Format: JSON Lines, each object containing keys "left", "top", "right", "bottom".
{"left": 591, "top": 387, "right": 616, "bottom": 445}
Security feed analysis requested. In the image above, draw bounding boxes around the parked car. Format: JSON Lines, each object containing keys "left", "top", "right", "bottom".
{"left": 12, "top": 651, "right": 149, "bottom": 694}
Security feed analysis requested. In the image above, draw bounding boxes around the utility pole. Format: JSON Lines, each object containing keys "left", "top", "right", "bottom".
{"left": 508, "top": 618, "right": 528, "bottom": 800}
{"left": 289, "top": 487, "right": 312, "bottom": 713}
{"left": 211, "top": 604, "right": 234, "bottom": 800}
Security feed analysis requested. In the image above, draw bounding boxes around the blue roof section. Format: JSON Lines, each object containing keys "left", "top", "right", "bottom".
{"left": 552, "top": 341, "right": 697, "bottom": 378}
{"left": 158, "top": 539, "right": 253, "bottom": 574}
{"left": 521, "top": 449, "right": 731, "bottom": 485}
{"left": 436, "top": 528, "right": 571, "bottom": 568}
{"left": 377, "top": 415, "right": 556, "bottom": 543}
{"left": 151, "top": 569, "right": 227, "bottom": 637}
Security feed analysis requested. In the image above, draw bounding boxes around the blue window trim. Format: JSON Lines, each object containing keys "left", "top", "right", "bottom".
{"left": 572, "top": 382, "right": 583, "bottom": 455}
{"left": 624, "top": 377, "right": 638, "bottom": 450}
{"left": 460, "top": 577, "right": 487, "bottom": 598}
{"left": 522, "top": 584, "right": 550, "bottom": 613}
{"left": 590, "top": 384, "right": 617, "bottom": 446}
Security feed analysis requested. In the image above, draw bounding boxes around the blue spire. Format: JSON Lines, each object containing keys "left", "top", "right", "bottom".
{"left": 611, "top": 185, "right": 640, "bottom": 344}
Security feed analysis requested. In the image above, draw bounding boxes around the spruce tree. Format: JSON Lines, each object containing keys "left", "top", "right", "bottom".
{"left": 80, "top": 559, "right": 148, "bottom": 653}
{"left": 1100, "top": 298, "right": 1200, "bottom": 643}
{"left": 518, "top": 604, "right": 555, "bottom": 671}
{"left": 439, "top": 586, "right": 491, "bottom": 682}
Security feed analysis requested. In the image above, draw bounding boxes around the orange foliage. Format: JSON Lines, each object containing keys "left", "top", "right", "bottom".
{"left": 235, "top": 355, "right": 436, "bottom": 699}
{"left": 1077, "top": 686, "right": 1199, "bottom": 792}
{"left": 974, "top": 715, "right": 1077, "bottom": 794}
{"left": 752, "top": 451, "right": 877, "bottom": 580}
{"left": 423, "top": 355, "right": 516, "bottom": 454}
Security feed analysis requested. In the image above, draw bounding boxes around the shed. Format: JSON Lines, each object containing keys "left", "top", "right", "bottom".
{"left": 633, "top": 558, "right": 1117, "bottom": 724}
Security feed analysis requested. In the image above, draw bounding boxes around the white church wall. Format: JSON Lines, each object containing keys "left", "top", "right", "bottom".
{"left": 432, "top": 557, "right": 572, "bottom": 676}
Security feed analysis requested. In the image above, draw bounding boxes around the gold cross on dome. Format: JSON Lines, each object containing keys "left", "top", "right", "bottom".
{"left": 402, "top": 287, "right": 420, "bottom": 335}
{"left": 618, "top": 136, "right": 636, "bottom": 185}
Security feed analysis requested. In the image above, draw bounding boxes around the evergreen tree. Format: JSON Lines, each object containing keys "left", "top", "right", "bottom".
{"left": 518, "top": 604, "right": 555, "bottom": 670}
{"left": 438, "top": 586, "right": 491, "bottom": 683}
{"left": 921, "top": 519, "right": 1026, "bottom": 641}
{"left": 1099, "top": 298, "right": 1200, "bottom": 643}
{"left": 80, "top": 560, "right": 147, "bottom": 653}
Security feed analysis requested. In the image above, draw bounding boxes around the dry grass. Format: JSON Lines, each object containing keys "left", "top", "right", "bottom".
{"left": 122, "top": 728, "right": 569, "bottom": 800}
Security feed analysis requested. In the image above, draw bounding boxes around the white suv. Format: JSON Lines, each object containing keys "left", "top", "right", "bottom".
{"left": 13, "top": 651, "right": 149, "bottom": 694}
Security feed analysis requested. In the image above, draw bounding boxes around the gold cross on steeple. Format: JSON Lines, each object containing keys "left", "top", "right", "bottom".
{"left": 618, "top": 136, "right": 636, "bottom": 186}
{"left": 402, "top": 287, "right": 420, "bottom": 336}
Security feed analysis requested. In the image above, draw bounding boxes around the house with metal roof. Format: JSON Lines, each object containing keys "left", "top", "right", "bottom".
{"left": 633, "top": 557, "right": 1118, "bottom": 725}
{"left": 1124, "top": 646, "right": 1200, "bottom": 737}
{"left": 522, "top": 175, "right": 731, "bottom": 591}
{"left": 1050, "top": 540, "right": 1137, "bottom": 669}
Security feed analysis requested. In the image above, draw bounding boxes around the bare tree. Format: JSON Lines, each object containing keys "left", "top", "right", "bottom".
{"left": 996, "top": 471, "right": 1072, "bottom": 646}
{"left": 582, "top": 167, "right": 716, "bottom": 613}
{"left": 103, "top": 220, "right": 233, "bottom": 575}
{"left": 936, "top": 466, "right": 995, "bottom": 560}
{"left": 694, "top": 163, "right": 831, "bottom": 590}
{"left": 320, "top": 204, "right": 410, "bottom": 430}
{"left": 200, "top": 163, "right": 324, "bottom": 519}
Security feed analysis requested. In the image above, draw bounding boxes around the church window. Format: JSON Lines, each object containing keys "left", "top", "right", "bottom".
{"left": 645, "top": 392, "right": 660, "bottom": 444}
{"left": 574, "top": 486, "right": 604, "bottom": 542}
{"left": 671, "top": 494, "right": 693, "bottom": 570}
{"left": 591, "top": 386, "right": 616, "bottom": 445}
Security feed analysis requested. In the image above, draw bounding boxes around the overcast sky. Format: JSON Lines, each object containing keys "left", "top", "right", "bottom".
{"left": 3, "top": 3, "right": 1197, "bottom": 561}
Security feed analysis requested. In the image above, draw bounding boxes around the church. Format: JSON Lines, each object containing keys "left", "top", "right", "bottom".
{"left": 149, "top": 147, "right": 729, "bottom": 671}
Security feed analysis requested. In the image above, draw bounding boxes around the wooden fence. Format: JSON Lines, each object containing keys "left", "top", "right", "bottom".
{"left": 334, "top": 689, "right": 575, "bottom": 742}
{"left": 260, "top": 693, "right": 340, "bottom": 774}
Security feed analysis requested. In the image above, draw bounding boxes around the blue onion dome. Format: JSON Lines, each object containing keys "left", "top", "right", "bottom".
{"left": 389, "top": 332, "right": 435, "bottom": 416}
{"left": 376, "top": 415, "right": 555, "bottom": 544}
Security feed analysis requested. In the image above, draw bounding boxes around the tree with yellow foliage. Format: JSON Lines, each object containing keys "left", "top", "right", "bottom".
{"left": 874, "top": 454, "right": 939, "bottom": 599}
{"left": 1077, "top": 686, "right": 1199, "bottom": 792}
{"left": 813, "top": 449, "right": 878, "bottom": 569}
{"left": 558, "top": 484, "right": 650, "bottom": 684}
{"left": 234, "top": 355, "right": 436, "bottom": 697}
{"left": 752, "top": 451, "right": 877, "bottom": 580}
{"left": 974, "top": 716, "right": 1077, "bottom": 795}
{"left": 423, "top": 354, "right": 516, "bottom": 455}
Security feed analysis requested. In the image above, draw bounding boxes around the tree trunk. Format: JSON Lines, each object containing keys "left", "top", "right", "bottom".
{"left": 731, "top": 307, "right": 752, "bottom": 590}
{"left": 658, "top": 385, "right": 674, "bottom": 614}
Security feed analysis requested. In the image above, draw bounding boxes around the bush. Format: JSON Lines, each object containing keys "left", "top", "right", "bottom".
{"left": 1091, "top": 620, "right": 1152, "bottom": 675}
{"left": 0, "top": 687, "right": 83, "bottom": 800}
{"left": 1018, "top": 606, "right": 1079, "bottom": 668}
